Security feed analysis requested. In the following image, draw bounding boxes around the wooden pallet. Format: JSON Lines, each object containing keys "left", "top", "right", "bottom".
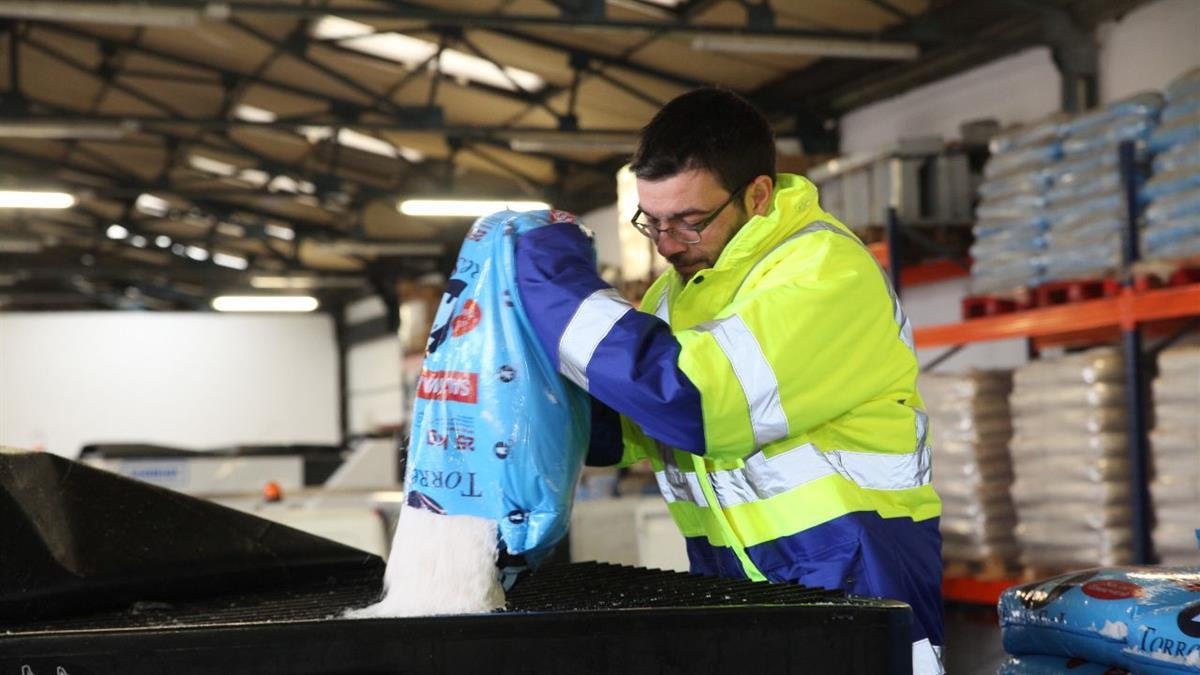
{"left": 1033, "top": 277, "right": 1119, "bottom": 306}
{"left": 958, "top": 267, "right": 1195, "bottom": 321}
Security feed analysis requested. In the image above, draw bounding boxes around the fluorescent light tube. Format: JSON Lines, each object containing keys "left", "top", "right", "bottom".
{"left": 335, "top": 128, "right": 399, "bottom": 158}
{"left": 251, "top": 276, "right": 364, "bottom": 290}
{"left": 265, "top": 224, "right": 295, "bottom": 241}
{"left": 135, "top": 193, "right": 170, "bottom": 217}
{"left": 311, "top": 15, "right": 373, "bottom": 40}
{"left": 508, "top": 137, "right": 638, "bottom": 153}
{"left": 185, "top": 245, "right": 209, "bottom": 261}
{"left": 212, "top": 295, "right": 320, "bottom": 312}
{"left": 0, "top": 121, "right": 136, "bottom": 139}
{"left": 0, "top": 191, "right": 75, "bottom": 209}
{"left": 234, "top": 104, "right": 278, "bottom": 123}
{"left": 317, "top": 241, "right": 445, "bottom": 256}
{"left": 302, "top": 126, "right": 425, "bottom": 162}
{"left": 267, "top": 175, "right": 316, "bottom": 195}
{"left": 238, "top": 168, "right": 270, "bottom": 187}
{"left": 691, "top": 35, "right": 919, "bottom": 61}
{"left": 0, "top": 1, "right": 213, "bottom": 26}
{"left": 212, "top": 252, "right": 249, "bottom": 270}
{"left": 398, "top": 199, "right": 550, "bottom": 217}
{"left": 251, "top": 276, "right": 314, "bottom": 289}
{"left": 188, "top": 154, "right": 239, "bottom": 177}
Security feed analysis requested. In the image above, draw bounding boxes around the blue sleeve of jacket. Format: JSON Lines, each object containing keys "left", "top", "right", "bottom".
{"left": 515, "top": 222, "right": 707, "bottom": 455}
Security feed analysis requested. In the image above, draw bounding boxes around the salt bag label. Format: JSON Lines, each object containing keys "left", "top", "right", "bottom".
{"left": 404, "top": 209, "right": 590, "bottom": 565}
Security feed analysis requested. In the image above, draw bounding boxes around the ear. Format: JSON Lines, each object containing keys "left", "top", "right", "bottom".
{"left": 746, "top": 175, "right": 774, "bottom": 216}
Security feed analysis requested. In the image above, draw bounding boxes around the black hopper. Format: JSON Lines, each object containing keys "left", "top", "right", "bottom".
{"left": 0, "top": 451, "right": 382, "bottom": 623}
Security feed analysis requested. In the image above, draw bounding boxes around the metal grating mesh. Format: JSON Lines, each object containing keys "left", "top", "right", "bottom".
{"left": 2, "top": 562, "right": 843, "bottom": 635}
{"left": 504, "top": 561, "right": 843, "bottom": 611}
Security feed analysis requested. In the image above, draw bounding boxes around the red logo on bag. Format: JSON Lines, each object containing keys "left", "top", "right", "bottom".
{"left": 416, "top": 370, "right": 478, "bottom": 403}
{"left": 451, "top": 300, "right": 481, "bottom": 337}
{"left": 1082, "top": 580, "right": 1143, "bottom": 600}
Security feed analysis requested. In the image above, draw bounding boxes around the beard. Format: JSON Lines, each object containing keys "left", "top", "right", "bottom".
{"left": 668, "top": 254, "right": 709, "bottom": 280}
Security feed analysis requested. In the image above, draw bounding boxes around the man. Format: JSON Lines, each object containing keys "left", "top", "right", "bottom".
{"left": 514, "top": 88, "right": 943, "bottom": 674}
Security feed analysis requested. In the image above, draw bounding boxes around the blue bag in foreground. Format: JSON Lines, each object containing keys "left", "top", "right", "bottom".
{"left": 349, "top": 209, "right": 591, "bottom": 618}
{"left": 999, "top": 565, "right": 1200, "bottom": 673}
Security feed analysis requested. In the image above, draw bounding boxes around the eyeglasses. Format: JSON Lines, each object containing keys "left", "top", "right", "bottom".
{"left": 631, "top": 182, "right": 748, "bottom": 245}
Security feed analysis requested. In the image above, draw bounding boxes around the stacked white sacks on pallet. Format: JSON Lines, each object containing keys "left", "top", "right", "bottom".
{"left": 1143, "top": 67, "right": 1200, "bottom": 262}
{"left": 1008, "top": 348, "right": 1134, "bottom": 567}
{"left": 1150, "top": 344, "right": 1200, "bottom": 565}
{"left": 969, "top": 115, "right": 1065, "bottom": 295}
{"left": 1039, "top": 92, "right": 1164, "bottom": 283}
{"left": 921, "top": 371, "right": 1018, "bottom": 566}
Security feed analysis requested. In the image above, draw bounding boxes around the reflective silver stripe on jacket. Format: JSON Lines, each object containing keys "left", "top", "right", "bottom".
{"left": 558, "top": 288, "right": 632, "bottom": 390}
{"left": 707, "top": 443, "right": 836, "bottom": 508}
{"left": 658, "top": 441, "right": 933, "bottom": 509}
{"left": 696, "top": 315, "right": 790, "bottom": 449}
{"left": 654, "top": 443, "right": 708, "bottom": 507}
{"left": 913, "top": 638, "right": 945, "bottom": 675}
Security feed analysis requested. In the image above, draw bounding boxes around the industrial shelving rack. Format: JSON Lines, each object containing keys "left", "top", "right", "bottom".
{"left": 885, "top": 140, "right": 1200, "bottom": 605}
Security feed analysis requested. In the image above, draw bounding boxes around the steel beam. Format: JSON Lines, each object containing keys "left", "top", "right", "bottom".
{"left": 0, "top": 112, "right": 641, "bottom": 138}
{"left": 19, "top": 1, "right": 926, "bottom": 42}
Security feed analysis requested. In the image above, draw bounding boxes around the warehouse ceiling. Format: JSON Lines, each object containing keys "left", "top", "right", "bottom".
{"left": 0, "top": 0, "right": 1153, "bottom": 311}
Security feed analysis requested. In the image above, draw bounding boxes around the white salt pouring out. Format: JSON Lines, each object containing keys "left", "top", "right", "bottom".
{"left": 345, "top": 505, "right": 505, "bottom": 618}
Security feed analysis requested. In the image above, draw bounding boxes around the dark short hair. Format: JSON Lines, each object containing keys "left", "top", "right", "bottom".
{"left": 630, "top": 87, "right": 775, "bottom": 192}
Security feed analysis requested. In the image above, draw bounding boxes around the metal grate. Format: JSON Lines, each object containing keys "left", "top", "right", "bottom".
{"left": 3, "top": 562, "right": 844, "bottom": 635}
{"left": 1, "top": 563, "right": 910, "bottom": 675}
{"left": 504, "top": 561, "right": 843, "bottom": 612}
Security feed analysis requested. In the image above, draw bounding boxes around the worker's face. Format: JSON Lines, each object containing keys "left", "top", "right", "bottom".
{"left": 635, "top": 169, "right": 773, "bottom": 281}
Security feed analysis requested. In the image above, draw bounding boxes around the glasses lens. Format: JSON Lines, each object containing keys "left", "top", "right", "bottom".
{"left": 669, "top": 227, "right": 702, "bottom": 244}
{"left": 632, "top": 220, "right": 658, "bottom": 240}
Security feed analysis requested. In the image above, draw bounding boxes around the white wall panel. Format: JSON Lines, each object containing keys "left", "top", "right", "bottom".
{"left": 1097, "top": 0, "right": 1200, "bottom": 102}
{"left": 839, "top": 48, "right": 1061, "bottom": 154}
{"left": 0, "top": 313, "right": 339, "bottom": 458}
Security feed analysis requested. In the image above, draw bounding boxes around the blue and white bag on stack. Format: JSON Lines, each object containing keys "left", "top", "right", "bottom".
{"left": 970, "top": 114, "right": 1064, "bottom": 294}
{"left": 1041, "top": 93, "right": 1162, "bottom": 283}
{"left": 1000, "top": 564, "right": 1200, "bottom": 673}
{"left": 1144, "top": 68, "right": 1200, "bottom": 262}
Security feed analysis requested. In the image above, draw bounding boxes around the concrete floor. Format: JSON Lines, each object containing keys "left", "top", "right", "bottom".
{"left": 944, "top": 603, "right": 1010, "bottom": 674}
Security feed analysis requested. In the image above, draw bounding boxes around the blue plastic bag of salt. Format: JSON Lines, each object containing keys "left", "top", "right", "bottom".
{"left": 406, "top": 209, "right": 590, "bottom": 566}
{"left": 999, "top": 565, "right": 1200, "bottom": 673}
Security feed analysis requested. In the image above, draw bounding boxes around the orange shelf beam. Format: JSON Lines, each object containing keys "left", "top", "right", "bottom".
{"left": 943, "top": 575, "right": 1021, "bottom": 606}
{"left": 914, "top": 284, "right": 1200, "bottom": 348}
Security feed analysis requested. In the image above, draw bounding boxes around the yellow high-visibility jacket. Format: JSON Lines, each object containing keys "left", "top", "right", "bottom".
{"left": 515, "top": 174, "right": 944, "bottom": 673}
